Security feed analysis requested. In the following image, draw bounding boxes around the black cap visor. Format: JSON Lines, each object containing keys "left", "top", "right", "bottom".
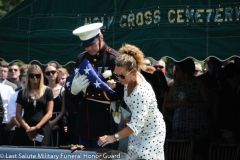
{"left": 80, "top": 35, "right": 99, "bottom": 47}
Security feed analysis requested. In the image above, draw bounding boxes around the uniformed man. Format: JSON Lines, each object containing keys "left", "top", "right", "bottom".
{"left": 65, "top": 23, "right": 124, "bottom": 149}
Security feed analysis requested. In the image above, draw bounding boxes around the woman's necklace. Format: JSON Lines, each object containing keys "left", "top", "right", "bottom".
{"left": 30, "top": 91, "right": 38, "bottom": 111}
{"left": 33, "top": 98, "right": 37, "bottom": 111}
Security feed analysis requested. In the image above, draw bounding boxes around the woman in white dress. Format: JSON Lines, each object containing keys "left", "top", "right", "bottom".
{"left": 98, "top": 44, "right": 166, "bottom": 160}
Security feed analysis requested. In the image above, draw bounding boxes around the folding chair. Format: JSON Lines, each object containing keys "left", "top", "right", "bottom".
{"left": 209, "top": 143, "right": 240, "bottom": 160}
{"left": 164, "top": 139, "right": 194, "bottom": 160}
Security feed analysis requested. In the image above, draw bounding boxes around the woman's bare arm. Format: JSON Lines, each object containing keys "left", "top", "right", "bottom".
{"left": 16, "top": 103, "right": 30, "bottom": 130}
{"left": 35, "top": 100, "right": 53, "bottom": 129}
{"left": 51, "top": 90, "right": 66, "bottom": 125}
{"left": 164, "top": 84, "right": 180, "bottom": 109}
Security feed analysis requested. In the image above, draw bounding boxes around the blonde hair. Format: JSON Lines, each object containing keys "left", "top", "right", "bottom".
{"left": 23, "top": 64, "right": 46, "bottom": 100}
{"left": 142, "top": 65, "right": 156, "bottom": 74}
{"left": 58, "top": 68, "right": 69, "bottom": 77}
{"left": 116, "top": 44, "right": 145, "bottom": 71}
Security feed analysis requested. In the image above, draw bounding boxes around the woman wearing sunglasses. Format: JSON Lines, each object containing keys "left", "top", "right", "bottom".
{"left": 98, "top": 44, "right": 166, "bottom": 160}
{"left": 16, "top": 64, "right": 53, "bottom": 146}
{"left": 45, "top": 63, "right": 66, "bottom": 146}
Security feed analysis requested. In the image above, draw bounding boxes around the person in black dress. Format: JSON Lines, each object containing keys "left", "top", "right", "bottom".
{"left": 45, "top": 63, "right": 66, "bottom": 146}
{"left": 16, "top": 64, "right": 53, "bottom": 146}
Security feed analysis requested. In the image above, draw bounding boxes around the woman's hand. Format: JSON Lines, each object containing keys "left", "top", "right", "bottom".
{"left": 222, "top": 130, "right": 236, "bottom": 144}
{"left": 124, "top": 117, "right": 131, "bottom": 123}
{"left": 26, "top": 126, "right": 39, "bottom": 141}
{"left": 28, "top": 134, "right": 36, "bottom": 141}
{"left": 4, "top": 119, "right": 15, "bottom": 131}
{"left": 64, "top": 126, "right": 68, "bottom": 133}
{"left": 97, "top": 135, "right": 116, "bottom": 147}
{"left": 52, "top": 124, "right": 59, "bottom": 130}
{"left": 179, "top": 98, "right": 191, "bottom": 107}
{"left": 107, "top": 79, "right": 116, "bottom": 89}
{"left": 49, "top": 120, "right": 59, "bottom": 130}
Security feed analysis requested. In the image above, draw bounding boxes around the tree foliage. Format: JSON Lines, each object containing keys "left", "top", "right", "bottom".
{"left": 0, "top": 0, "right": 23, "bottom": 18}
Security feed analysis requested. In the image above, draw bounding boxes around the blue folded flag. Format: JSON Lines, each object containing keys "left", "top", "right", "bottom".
{"left": 66, "top": 59, "right": 115, "bottom": 93}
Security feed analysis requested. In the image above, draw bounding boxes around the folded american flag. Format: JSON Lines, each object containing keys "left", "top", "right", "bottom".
{"left": 66, "top": 59, "right": 115, "bottom": 93}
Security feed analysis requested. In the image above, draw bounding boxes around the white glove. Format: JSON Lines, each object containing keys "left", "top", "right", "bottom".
{"left": 71, "top": 73, "right": 90, "bottom": 95}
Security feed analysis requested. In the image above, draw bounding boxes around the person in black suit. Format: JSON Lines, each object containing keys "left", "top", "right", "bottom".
{"left": 7, "top": 62, "right": 21, "bottom": 88}
{"left": 0, "top": 61, "right": 17, "bottom": 90}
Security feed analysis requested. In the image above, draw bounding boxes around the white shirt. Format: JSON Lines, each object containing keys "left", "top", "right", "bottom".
{"left": 8, "top": 90, "right": 24, "bottom": 121}
{"left": 0, "top": 83, "right": 15, "bottom": 123}
{"left": 1, "top": 79, "right": 6, "bottom": 84}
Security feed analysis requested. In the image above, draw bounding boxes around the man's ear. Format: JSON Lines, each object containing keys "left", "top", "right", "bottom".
{"left": 99, "top": 33, "right": 104, "bottom": 41}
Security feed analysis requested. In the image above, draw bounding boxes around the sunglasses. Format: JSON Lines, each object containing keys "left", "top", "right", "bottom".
{"left": 45, "top": 70, "right": 56, "bottom": 76}
{"left": 154, "top": 65, "right": 164, "bottom": 70}
{"left": 114, "top": 69, "right": 133, "bottom": 79}
{"left": 29, "top": 73, "right": 41, "bottom": 79}
{"left": 145, "top": 63, "right": 151, "bottom": 66}
{"left": 9, "top": 68, "right": 18, "bottom": 72}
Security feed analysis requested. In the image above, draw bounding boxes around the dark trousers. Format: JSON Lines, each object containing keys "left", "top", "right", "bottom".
{"left": 52, "top": 126, "right": 69, "bottom": 146}
{"left": 79, "top": 137, "right": 111, "bottom": 149}
{"left": 63, "top": 132, "right": 78, "bottom": 145}
{"left": 0, "top": 124, "right": 14, "bottom": 145}
{"left": 12, "top": 127, "right": 24, "bottom": 146}
{"left": 52, "top": 129, "right": 61, "bottom": 147}
{"left": 65, "top": 113, "right": 79, "bottom": 145}
{"left": 164, "top": 118, "right": 173, "bottom": 139}
{"left": 193, "top": 136, "right": 212, "bottom": 160}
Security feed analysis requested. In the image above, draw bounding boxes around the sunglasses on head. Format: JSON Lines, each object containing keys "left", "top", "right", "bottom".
{"left": 45, "top": 70, "right": 56, "bottom": 76}
{"left": 9, "top": 68, "right": 18, "bottom": 72}
{"left": 114, "top": 69, "right": 133, "bottom": 79}
{"left": 29, "top": 73, "right": 41, "bottom": 79}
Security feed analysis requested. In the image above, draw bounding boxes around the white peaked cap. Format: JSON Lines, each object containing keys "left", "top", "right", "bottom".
{"left": 73, "top": 23, "right": 103, "bottom": 41}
